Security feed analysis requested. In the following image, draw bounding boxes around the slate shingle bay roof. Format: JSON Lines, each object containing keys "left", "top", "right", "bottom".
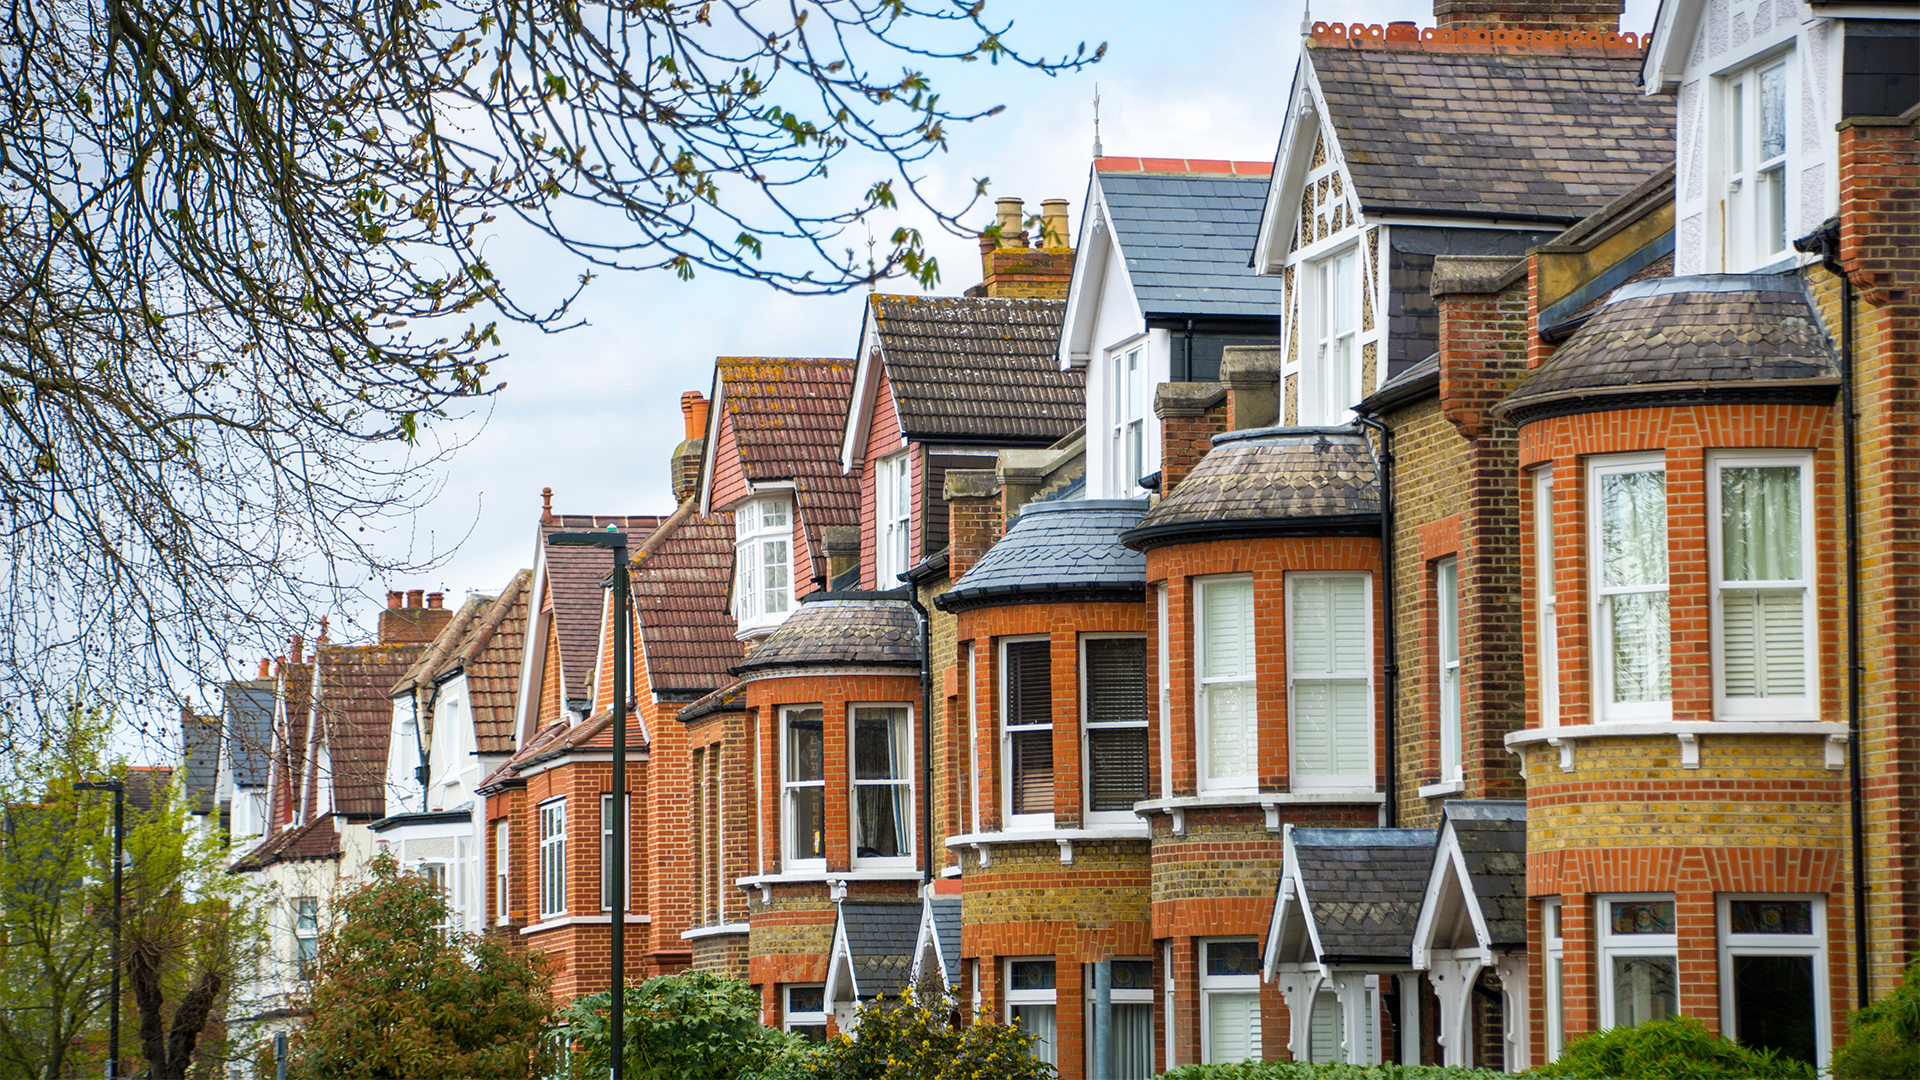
{"left": 544, "top": 515, "right": 664, "bottom": 705}
{"left": 1293, "top": 827, "right": 1437, "bottom": 963}
{"left": 1443, "top": 800, "right": 1528, "bottom": 948}
{"left": 1096, "top": 163, "right": 1286, "bottom": 317}
{"left": 224, "top": 680, "right": 276, "bottom": 788}
{"left": 716, "top": 357, "right": 862, "bottom": 583}
{"left": 1498, "top": 274, "right": 1840, "bottom": 424}
{"left": 1308, "top": 43, "right": 1675, "bottom": 222}
{"left": 936, "top": 500, "right": 1148, "bottom": 612}
{"left": 836, "top": 902, "right": 923, "bottom": 999}
{"left": 1122, "top": 428, "right": 1380, "bottom": 550}
{"left": 869, "top": 294, "right": 1082, "bottom": 443}
{"left": 319, "top": 639, "right": 429, "bottom": 820}
{"left": 391, "top": 570, "right": 533, "bottom": 756}
{"left": 633, "top": 512, "right": 743, "bottom": 697}
{"left": 732, "top": 595, "right": 921, "bottom": 677}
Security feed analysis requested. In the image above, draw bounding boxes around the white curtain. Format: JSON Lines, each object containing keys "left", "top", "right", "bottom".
{"left": 1112, "top": 1004, "right": 1153, "bottom": 1080}
{"left": 1601, "top": 470, "right": 1669, "bottom": 704}
{"left": 1014, "top": 1005, "right": 1057, "bottom": 1065}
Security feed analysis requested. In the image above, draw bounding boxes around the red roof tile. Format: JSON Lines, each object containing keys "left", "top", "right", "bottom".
{"left": 316, "top": 638, "right": 429, "bottom": 821}
{"left": 392, "top": 569, "right": 532, "bottom": 756}
{"left": 231, "top": 814, "right": 341, "bottom": 872}
{"left": 544, "top": 515, "right": 663, "bottom": 707}
{"left": 632, "top": 513, "right": 744, "bottom": 698}
{"left": 1095, "top": 157, "right": 1273, "bottom": 176}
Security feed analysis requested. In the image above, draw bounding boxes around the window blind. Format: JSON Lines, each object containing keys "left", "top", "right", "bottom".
{"left": 1006, "top": 641, "right": 1052, "bottom": 725}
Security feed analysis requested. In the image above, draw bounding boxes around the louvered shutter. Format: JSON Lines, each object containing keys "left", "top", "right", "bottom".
{"left": 1291, "top": 577, "right": 1369, "bottom": 780}
{"left": 1208, "top": 992, "right": 1260, "bottom": 1063}
{"left": 1203, "top": 581, "right": 1253, "bottom": 680}
{"left": 1309, "top": 990, "right": 1342, "bottom": 1063}
{"left": 1723, "top": 589, "right": 1806, "bottom": 698}
{"left": 1201, "top": 581, "right": 1256, "bottom": 782}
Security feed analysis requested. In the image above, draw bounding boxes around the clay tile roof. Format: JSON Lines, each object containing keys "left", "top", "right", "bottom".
{"left": 937, "top": 500, "right": 1149, "bottom": 613}
{"left": 230, "top": 814, "right": 340, "bottom": 873}
{"left": 317, "top": 639, "right": 430, "bottom": 821}
{"left": 677, "top": 680, "right": 747, "bottom": 726}
{"left": 733, "top": 596, "right": 920, "bottom": 677}
{"left": 544, "top": 515, "right": 663, "bottom": 705}
{"left": 1498, "top": 274, "right": 1840, "bottom": 424}
{"left": 1292, "top": 827, "right": 1437, "bottom": 963}
{"left": 224, "top": 680, "right": 275, "bottom": 788}
{"left": 392, "top": 570, "right": 533, "bottom": 755}
{"left": 634, "top": 512, "right": 743, "bottom": 698}
{"left": 717, "top": 357, "right": 862, "bottom": 584}
{"left": 1123, "top": 428, "right": 1380, "bottom": 550}
{"left": 122, "top": 767, "right": 174, "bottom": 814}
{"left": 1441, "top": 800, "right": 1528, "bottom": 948}
{"left": 1309, "top": 45, "right": 1674, "bottom": 222}
{"left": 1095, "top": 170, "right": 1287, "bottom": 317}
{"left": 271, "top": 661, "right": 315, "bottom": 819}
{"left": 868, "top": 295, "right": 1082, "bottom": 443}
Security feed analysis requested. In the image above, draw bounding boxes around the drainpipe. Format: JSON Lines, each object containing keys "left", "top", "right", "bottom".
{"left": 904, "top": 585, "right": 935, "bottom": 888}
{"left": 1805, "top": 222, "right": 1867, "bottom": 1006}
{"left": 1183, "top": 319, "right": 1196, "bottom": 382}
{"left": 1353, "top": 414, "right": 1397, "bottom": 827}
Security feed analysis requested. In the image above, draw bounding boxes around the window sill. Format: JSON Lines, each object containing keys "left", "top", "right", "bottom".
{"left": 735, "top": 869, "right": 926, "bottom": 904}
{"left": 1133, "top": 791, "right": 1385, "bottom": 836}
{"left": 1505, "top": 720, "right": 1848, "bottom": 772}
{"left": 946, "top": 825, "right": 1152, "bottom": 868}
{"left": 681, "top": 922, "right": 751, "bottom": 941}
{"left": 520, "top": 913, "right": 652, "bottom": 935}
{"left": 1418, "top": 779, "right": 1465, "bottom": 799}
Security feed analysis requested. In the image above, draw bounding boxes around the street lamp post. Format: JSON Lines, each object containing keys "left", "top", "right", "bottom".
{"left": 76, "top": 779, "right": 125, "bottom": 1080}
{"left": 547, "top": 530, "right": 629, "bottom": 1080}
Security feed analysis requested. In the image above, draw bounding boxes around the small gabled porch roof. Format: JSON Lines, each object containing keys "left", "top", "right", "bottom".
{"left": 823, "top": 901, "right": 923, "bottom": 1010}
{"left": 1411, "top": 800, "right": 1529, "bottom": 967}
{"left": 1265, "top": 825, "right": 1438, "bottom": 977}
{"left": 909, "top": 895, "right": 963, "bottom": 992}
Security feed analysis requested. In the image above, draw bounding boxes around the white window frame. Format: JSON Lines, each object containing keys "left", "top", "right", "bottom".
{"left": 538, "top": 797, "right": 566, "bottom": 918}
{"left": 850, "top": 704, "right": 915, "bottom": 870}
{"left": 784, "top": 984, "right": 829, "bottom": 1040}
{"left": 1287, "top": 571, "right": 1375, "bottom": 791}
{"left": 876, "top": 451, "right": 911, "bottom": 586}
{"left": 1196, "top": 576, "right": 1257, "bottom": 793}
{"left": 1005, "top": 958, "right": 1059, "bottom": 1066}
{"left": 1301, "top": 244, "right": 1360, "bottom": 426}
{"left": 1083, "top": 633, "right": 1149, "bottom": 825}
{"left": 967, "top": 644, "right": 980, "bottom": 835}
{"left": 1590, "top": 453, "right": 1671, "bottom": 722}
{"left": 1717, "top": 895, "right": 1828, "bottom": 1071}
{"left": 1437, "top": 558, "right": 1462, "bottom": 783}
{"left": 1163, "top": 942, "right": 1177, "bottom": 1071}
{"left": 1543, "top": 898, "right": 1564, "bottom": 1062}
{"left": 599, "top": 793, "right": 631, "bottom": 913}
{"left": 1709, "top": 451, "right": 1817, "bottom": 720}
{"left": 1721, "top": 50, "right": 1795, "bottom": 273}
{"left": 780, "top": 705, "right": 827, "bottom": 872}
{"left": 1157, "top": 585, "right": 1172, "bottom": 801}
{"left": 1537, "top": 467, "right": 1559, "bottom": 728}
{"left": 1084, "top": 959, "right": 1156, "bottom": 1080}
{"left": 1199, "top": 939, "right": 1261, "bottom": 1065}
{"left": 494, "top": 818, "right": 510, "bottom": 925}
{"left": 1110, "top": 342, "right": 1147, "bottom": 497}
{"left": 294, "top": 895, "right": 319, "bottom": 977}
{"left": 1002, "top": 636, "right": 1055, "bottom": 829}
{"left": 1596, "top": 894, "right": 1678, "bottom": 1031}
{"left": 733, "top": 495, "right": 794, "bottom": 632}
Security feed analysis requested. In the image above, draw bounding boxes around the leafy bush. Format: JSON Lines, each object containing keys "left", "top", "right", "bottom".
{"left": 1832, "top": 958, "right": 1920, "bottom": 1079}
{"left": 1156, "top": 1060, "right": 1505, "bottom": 1080}
{"left": 1529, "top": 1014, "right": 1812, "bottom": 1079}
{"left": 750, "top": 984, "right": 1054, "bottom": 1080}
{"left": 562, "top": 971, "right": 805, "bottom": 1080}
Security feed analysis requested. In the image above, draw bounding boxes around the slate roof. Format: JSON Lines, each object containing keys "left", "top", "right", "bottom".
{"left": 716, "top": 358, "right": 861, "bottom": 586}
{"left": 391, "top": 570, "right": 533, "bottom": 755}
{"left": 732, "top": 595, "right": 921, "bottom": 677}
{"left": 182, "top": 714, "right": 220, "bottom": 815}
{"left": 868, "top": 295, "right": 1082, "bottom": 443}
{"left": 231, "top": 814, "right": 340, "bottom": 872}
{"left": 544, "top": 515, "right": 664, "bottom": 706}
{"left": 224, "top": 680, "right": 276, "bottom": 788}
{"left": 928, "top": 897, "right": 962, "bottom": 985}
{"left": 1123, "top": 428, "right": 1380, "bottom": 549}
{"left": 1293, "top": 827, "right": 1437, "bottom": 964}
{"left": 634, "top": 512, "right": 743, "bottom": 698}
{"left": 317, "top": 638, "right": 428, "bottom": 821}
{"left": 936, "top": 500, "right": 1148, "bottom": 612}
{"left": 1096, "top": 164, "right": 1286, "bottom": 317}
{"left": 1443, "top": 800, "right": 1528, "bottom": 948}
{"left": 1309, "top": 44, "right": 1674, "bottom": 222}
{"left": 1357, "top": 353, "right": 1439, "bottom": 415}
{"left": 1498, "top": 274, "right": 1840, "bottom": 422}
{"left": 836, "top": 902, "right": 923, "bottom": 999}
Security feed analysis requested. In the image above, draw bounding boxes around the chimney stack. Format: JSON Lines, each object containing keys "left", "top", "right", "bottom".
{"left": 974, "top": 196, "right": 1076, "bottom": 300}
{"left": 1432, "top": 0, "right": 1622, "bottom": 33}
{"left": 289, "top": 634, "right": 303, "bottom": 665}
{"left": 380, "top": 585, "right": 456, "bottom": 644}
{"left": 258, "top": 657, "right": 271, "bottom": 679}
{"left": 671, "top": 390, "right": 710, "bottom": 503}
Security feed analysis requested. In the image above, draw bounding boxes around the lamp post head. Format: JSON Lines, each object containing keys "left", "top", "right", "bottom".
{"left": 548, "top": 531, "right": 628, "bottom": 551}
{"left": 75, "top": 780, "right": 124, "bottom": 793}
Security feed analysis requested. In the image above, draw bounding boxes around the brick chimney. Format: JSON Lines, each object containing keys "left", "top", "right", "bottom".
{"left": 1154, "top": 383, "right": 1231, "bottom": 495}
{"left": 971, "top": 196, "right": 1076, "bottom": 300}
{"left": 671, "top": 390, "right": 709, "bottom": 503}
{"left": 379, "top": 586, "right": 455, "bottom": 644}
{"left": 943, "top": 469, "right": 1004, "bottom": 581}
{"left": 1433, "top": 0, "right": 1621, "bottom": 33}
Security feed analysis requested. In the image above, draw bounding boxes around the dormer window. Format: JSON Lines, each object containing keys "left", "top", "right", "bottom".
{"left": 734, "top": 497, "right": 792, "bottom": 632}
{"left": 1110, "top": 343, "right": 1147, "bottom": 496}
{"left": 1724, "top": 54, "right": 1792, "bottom": 271}
{"left": 876, "top": 453, "right": 911, "bottom": 586}
{"left": 1301, "top": 247, "right": 1359, "bottom": 426}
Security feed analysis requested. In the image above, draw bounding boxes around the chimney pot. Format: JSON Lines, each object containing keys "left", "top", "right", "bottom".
{"left": 258, "top": 657, "right": 271, "bottom": 679}
{"left": 994, "top": 197, "right": 1025, "bottom": 249}
{"left": 540, "top": 487, "right": 555, "bottom": 524}
{"left": 407, "top": 589, "right": 424, "bottom": 609}
{"left": 289, "top": 634, "right": 303, "bottom": 665}
{"left": 427, "top": 591, "right": 444, "bottom": 609}
{"left": 387, "top": 590, "right": 403, "bottom": 609}
{"left": 680, "top": 391, "right": 711, "bottom": 443}
{"left": 1040, "top": 199, "right": 1071, "bottom": 249}
{"left": 316, "top": 616, "right": 329, "bottom": 645}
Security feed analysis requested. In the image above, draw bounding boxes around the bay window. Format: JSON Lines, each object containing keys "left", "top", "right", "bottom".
{"left": 1719, "top": 896, "right": 1826, "bottom": 1070}
{"left": 1302, "top": 247, "right": 1359, "bottom": 425}
{"left": 494, "top": 818, "right": 509, "bottom": 925}
{"left": 1437, "top": 558, "right": 1461, "bottom": 783}
{"left": 785, "top": 985, "right": 829, "bottom": 1043}
{"left": 782, "top": 706, "right": 826, "bottom": 869}
{"left": 876, "top": 452, "right": 911, "bottom": 585}
{"left": 1003, "top": 638, "right": 1054, "bottom": 827}
{"left": 1712, "top": 453, "right": 1815, "bottom": 719}
{"left": 1598, "top": 896, "right": 1677, "bottom": 1029}
{"left": 734, "top": 497, "right": 792, "bottom": 630}
{"left": 1086, "top": 960, "right": 1155, "bottom": 1080}
{"left": 1288, "top": 573, "right": 1372, "bottom": 789}
{"left": 1725, "top": 55, "right": 1792, "bottom": 271}
{"left": 1592, "top": 455, "right": 1670, "bottom": 720}
{"left": 1007, "top": 959, "right": 1058, "bottom": 1066}
{"left": 851, "top": 705, "right": 912, "bottom": 866}
{"left": 295, "top": 896, "right": 319, "bottom": 978}
{"left": 1084, "top": 636, "right": 1148, "bottom": 822}
{"left": 1197, "top": 577, "right": 1256, "bottom": 792}
{"left": 1544, "top": 899, "right": 1565, "bottom": 1062}
{"left": 1200, "top": 940, "right": 1260, "bottom": 1064}
{"left": 1111, "top": 343, "right": 1147, "bottom": 496}
{"left": 538, "top": 798, "right": 566, "bottom": 917}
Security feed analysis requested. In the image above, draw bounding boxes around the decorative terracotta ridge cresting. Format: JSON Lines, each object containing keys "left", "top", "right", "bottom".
{"left": 1309, "top": 22, "right": 1644, "bottom": 56}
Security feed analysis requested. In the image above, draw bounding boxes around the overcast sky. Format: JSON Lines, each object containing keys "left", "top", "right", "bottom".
{"left": 349, "top": 0, "right": 1659, "bottom": 618}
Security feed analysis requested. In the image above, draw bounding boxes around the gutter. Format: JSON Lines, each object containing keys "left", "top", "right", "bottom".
{"left": 1353, "top": 413, "right": 1397, "bottom": 828}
